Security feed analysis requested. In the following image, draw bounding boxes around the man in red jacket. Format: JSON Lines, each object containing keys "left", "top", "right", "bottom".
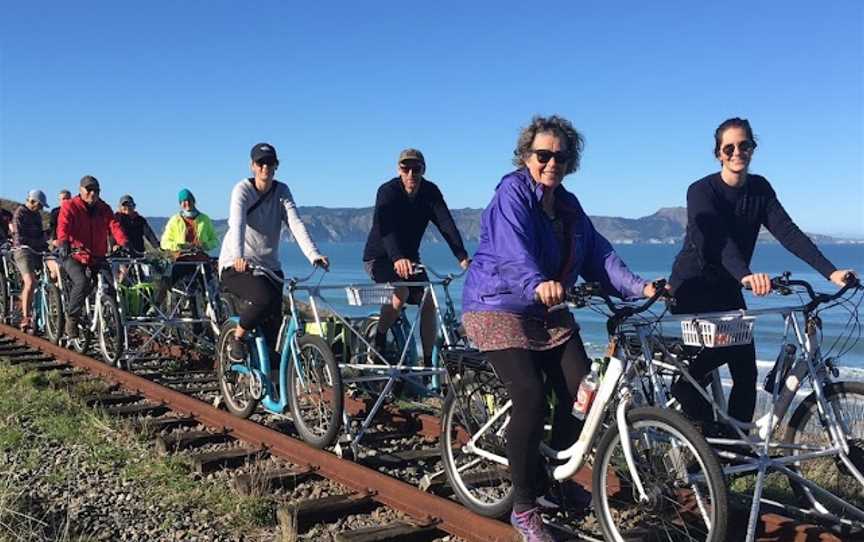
{"left": 57, "top": 175, "right": 129, "bottom": 338}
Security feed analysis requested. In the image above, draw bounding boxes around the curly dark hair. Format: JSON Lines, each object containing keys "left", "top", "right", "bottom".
{"left": 713, "top": 117, "right": 757, "bottom": 157}
{"left": 512, "top": 115, "right": 585, "bottom": 176}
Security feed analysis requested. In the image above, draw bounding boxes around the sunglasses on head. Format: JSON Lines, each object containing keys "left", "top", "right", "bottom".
{"left": 721, "top": 140, "right": 757, "bottom": 158}
{"left": 255, "top": 158, "right": 277, "bottom": 168}
{"left": 399, "top": 162, "right": 423, "bottom": 174}
{"left": 532, "top": 149, "right": 572, "bottom": 164}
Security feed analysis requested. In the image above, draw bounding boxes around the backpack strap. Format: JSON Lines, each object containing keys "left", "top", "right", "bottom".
{"left": 246, "top": 178, "right": 279, "bottom": 216}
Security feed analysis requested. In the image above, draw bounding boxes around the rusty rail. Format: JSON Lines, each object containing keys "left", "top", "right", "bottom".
{"left": 2, "top": 324, "right": 855, "bottom": 542}
{"left": 0, "top": 324, "right": 519, "bottom": 542}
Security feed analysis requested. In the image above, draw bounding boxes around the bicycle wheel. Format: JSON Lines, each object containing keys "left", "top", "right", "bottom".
{"left": 98, "top": 296, "right": 124, "bottom": 367}
{"left": 288, "top": 335, "right": 343, "bottom": 449}
{"left": 351, "top": 315, "right": 403, "bottom": 396}
{"left": 593, "top": 406, "right": 728, "bottom": 542}
{"left": 216, "top": 320, "right": 259, "bottom": 418}
{"left": 42, "top": 282, "right": 64, "bottom": 344}
{"left": 783, "top": 380, "right": 864, "bottom": 520}
{"left": 440, "top": 369, "right": 514, "bottom": 518}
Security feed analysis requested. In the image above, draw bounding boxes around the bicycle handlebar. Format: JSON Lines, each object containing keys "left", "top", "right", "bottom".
{"left": 412, "top": 262, "right": 468, "bottom": 283}
{"left": 566, "top": 279, "right": 670, "bottom": 333}
{"left": 749, "top": 271, "right": 861, "bottom": 312}
{"left": 248, "top": 263, "right": 323, "bottom": 287}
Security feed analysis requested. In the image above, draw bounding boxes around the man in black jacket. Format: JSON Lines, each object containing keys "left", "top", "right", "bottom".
{"left": 48, "top": 189, "right": 71, "bottom": 243}
{"left": 114, "top": 194, "right": 159, "bottom": 253}
{"left": 363, "top": 148, "right": 470, "bottom": 368}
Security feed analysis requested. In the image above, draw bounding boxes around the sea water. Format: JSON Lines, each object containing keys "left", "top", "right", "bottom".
{"left": 279, "top": 242, "right": 864, "bottom": 393}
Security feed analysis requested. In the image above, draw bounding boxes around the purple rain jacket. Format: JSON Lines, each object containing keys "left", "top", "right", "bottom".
{"left": 462, "top": 168, "right": 647, "bottom": 318}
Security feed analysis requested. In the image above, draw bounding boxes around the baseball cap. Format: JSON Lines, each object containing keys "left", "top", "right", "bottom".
{"left": 398, "top": 148, "right": 425, "bottom": 166}
{"left": 251, "top": 143, "right": 278, "bottom": 163}
{"left": 119, "top": 194, "right": 136, "bottom": 207}
{"left": 79, "top": 175, "right": 100, "bottom": 190}
{"left": 27, "top": 189, "right": 47, "bottom": 207}
{"left": 178, "top": 188, "right": 195, "bottom": 203}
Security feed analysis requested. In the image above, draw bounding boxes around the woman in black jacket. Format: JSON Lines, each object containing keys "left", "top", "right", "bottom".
{"left": 669, "top": 117, "right": 854, "bottom": 429}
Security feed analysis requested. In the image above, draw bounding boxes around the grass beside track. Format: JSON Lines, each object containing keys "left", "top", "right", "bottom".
{"left": 0, "top": 363, "right": 278, "bottom": 541}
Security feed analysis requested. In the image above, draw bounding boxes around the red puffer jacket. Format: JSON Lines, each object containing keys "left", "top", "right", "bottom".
{"left": 57, "top": 196, "right": 128, "bottom": 265}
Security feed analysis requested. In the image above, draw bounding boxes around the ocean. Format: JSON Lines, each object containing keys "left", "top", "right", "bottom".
{"left": 278, "top": 242, "right": 864, "bottom": 387}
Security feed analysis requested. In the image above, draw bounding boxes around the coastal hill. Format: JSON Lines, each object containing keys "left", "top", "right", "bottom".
{"left": 2, "top": 198, "right": 856, "bottom": 245}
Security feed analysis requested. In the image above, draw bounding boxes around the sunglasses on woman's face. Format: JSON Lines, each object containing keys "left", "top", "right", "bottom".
{"left": 721, "top": 140, "right": 757, "bottom": 158}
{"left": 532, "top": 149, "right": 572, "bottom": 164}
{"left": 255, "top": 158, "right": 277, "bottom": 168}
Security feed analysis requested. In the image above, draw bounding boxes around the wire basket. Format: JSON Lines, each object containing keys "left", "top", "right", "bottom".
{"left": 680, "top": 315, "right": 755, "bottom": 348}
{"left": 345, "top": 284, "right": 395, "bottom": 306}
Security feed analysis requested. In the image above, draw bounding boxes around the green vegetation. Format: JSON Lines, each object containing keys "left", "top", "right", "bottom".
{"left": 0, "top": 363, "right": 278, "bottom": 541}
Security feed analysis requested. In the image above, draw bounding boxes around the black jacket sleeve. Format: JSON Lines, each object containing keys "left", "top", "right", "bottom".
{"left": 142, "top": 218, "right": 160, "bottom": 251}
{"left": 762, "top": 184, "right": 836, "bottom": 279}
{"left": 428, "top": 184, "right": 468, "bottom": 262}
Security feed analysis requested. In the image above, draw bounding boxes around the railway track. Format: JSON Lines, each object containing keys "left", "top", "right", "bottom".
{"left": 0, "top": 323, "right": 850, "bottom": 542}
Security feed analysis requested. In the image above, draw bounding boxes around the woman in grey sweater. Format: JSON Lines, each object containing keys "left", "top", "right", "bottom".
{"left": 218, "top": 142, "right": 329, "bottom": 359}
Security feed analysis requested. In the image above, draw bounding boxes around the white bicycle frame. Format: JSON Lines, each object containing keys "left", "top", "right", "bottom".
{"left": 459, "top": 345, "right": 708, "bottom": 517}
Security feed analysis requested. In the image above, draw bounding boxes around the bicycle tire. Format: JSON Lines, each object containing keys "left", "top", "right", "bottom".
{"left": 98, "top": 296, "right": 124, "bottom": 367}
{"left": 440, "top": 370, "right": 514, "bottom": 518}
{"left": 783, "top": 380, "right": 864, "bottom": 523}
{"left": 288, "top": 335, "right": 343, "bottom": 449}
{"left": 43, "top": 282, "right": 64, "bottom": 344}
{"left": 216, "top": 320, "right": 259, "bottom": 419}
{"left": 593, "top": 406, "right": 728, "bottom": 542}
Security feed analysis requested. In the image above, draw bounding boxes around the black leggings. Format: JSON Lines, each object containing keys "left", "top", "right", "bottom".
{"left": 220, "top": 268, "right": 283, "bottom": 346}
{"left": 486, "top": 333, "right": 589, "bottom": 508}
{"left": 671, "top": 278, "right": 757, "bottom": 424}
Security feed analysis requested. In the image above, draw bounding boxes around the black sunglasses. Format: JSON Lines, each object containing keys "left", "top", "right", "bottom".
{"left": 532, "top": 149, "right": 572, "bottom": 164}
{"left": 721, "top": 140, "right": 757, "bottom": 158}
{"left": 399, "top": 162, "right": 423, "bottom": 174}
{"left": 255, "top": 158, "right": 278, "bottom": 168}
{"left": 84, "top": 186, "right": 100, "bottom": 194}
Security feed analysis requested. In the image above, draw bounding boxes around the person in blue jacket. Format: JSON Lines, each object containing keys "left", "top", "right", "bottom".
{"left": 461, "top": 115, "right": 657, "bottom": 541}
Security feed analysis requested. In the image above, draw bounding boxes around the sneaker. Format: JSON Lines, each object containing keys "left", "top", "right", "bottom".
{"left": 510, "top": 507, "right": 554, "bottom": 542}
{"left": 227, "top": 335, "right": 248, "bottom": 362}
{"left": 65, "top": 317, "right": 79, "bottom": 339}
{"left": 536, "top": 480, "right": 591, "bottom": 515}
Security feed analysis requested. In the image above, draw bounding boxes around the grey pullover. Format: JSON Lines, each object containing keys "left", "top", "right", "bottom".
{"left": 218, "top": 178, "right": 322, "bottom": 272}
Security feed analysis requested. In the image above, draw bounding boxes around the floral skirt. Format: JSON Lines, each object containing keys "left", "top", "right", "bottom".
{"left": 462, "top": 309, "right": 577, "bottom": 352}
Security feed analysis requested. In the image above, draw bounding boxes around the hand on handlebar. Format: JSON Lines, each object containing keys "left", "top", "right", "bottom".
{"left": 830, "top": 269, "right": 858, "bottom": 288}
{"left": 742, "top": 273, "right": 772, "bottom": 296}
{"left": 642, "top": 278, "right": 670, "bottom": 299}
{"left": 535, "top": 280, "right": 565, "bottom": 307}
{"left": 393, "top": 258, "right": 413, "bottom": 280}
{"left": 313, "top": 256, "right": 330, "bottom": 271}
{"left": 233, "top": 257, "right": 248, "bottom": 273}
{"left": 459, "top": 258, "right": 471, "bottom": 270}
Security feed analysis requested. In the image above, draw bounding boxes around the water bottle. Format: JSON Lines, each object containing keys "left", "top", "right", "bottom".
{"left": 763, "top": 343, "right": 796, "bottom": 393}
{"left": 573, "top": 362, "right": 600, "bottom": 421}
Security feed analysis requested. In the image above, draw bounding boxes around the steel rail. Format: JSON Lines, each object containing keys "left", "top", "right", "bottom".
{"left": 0, "top": 324, "right": 519, "bottom": 542}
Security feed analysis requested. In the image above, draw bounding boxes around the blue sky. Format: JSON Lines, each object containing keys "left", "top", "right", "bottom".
{"left": 1, "top": 1, "right": 862, "bottom": 236}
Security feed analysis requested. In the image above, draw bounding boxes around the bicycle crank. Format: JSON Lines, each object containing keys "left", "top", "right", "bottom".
{"left": 248, "top": 371, "right": 264, "bottom": 401}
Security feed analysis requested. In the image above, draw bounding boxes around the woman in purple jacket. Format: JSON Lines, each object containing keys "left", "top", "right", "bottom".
{"left": 462, "top": 115, "right": 656, "bottom": 541}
